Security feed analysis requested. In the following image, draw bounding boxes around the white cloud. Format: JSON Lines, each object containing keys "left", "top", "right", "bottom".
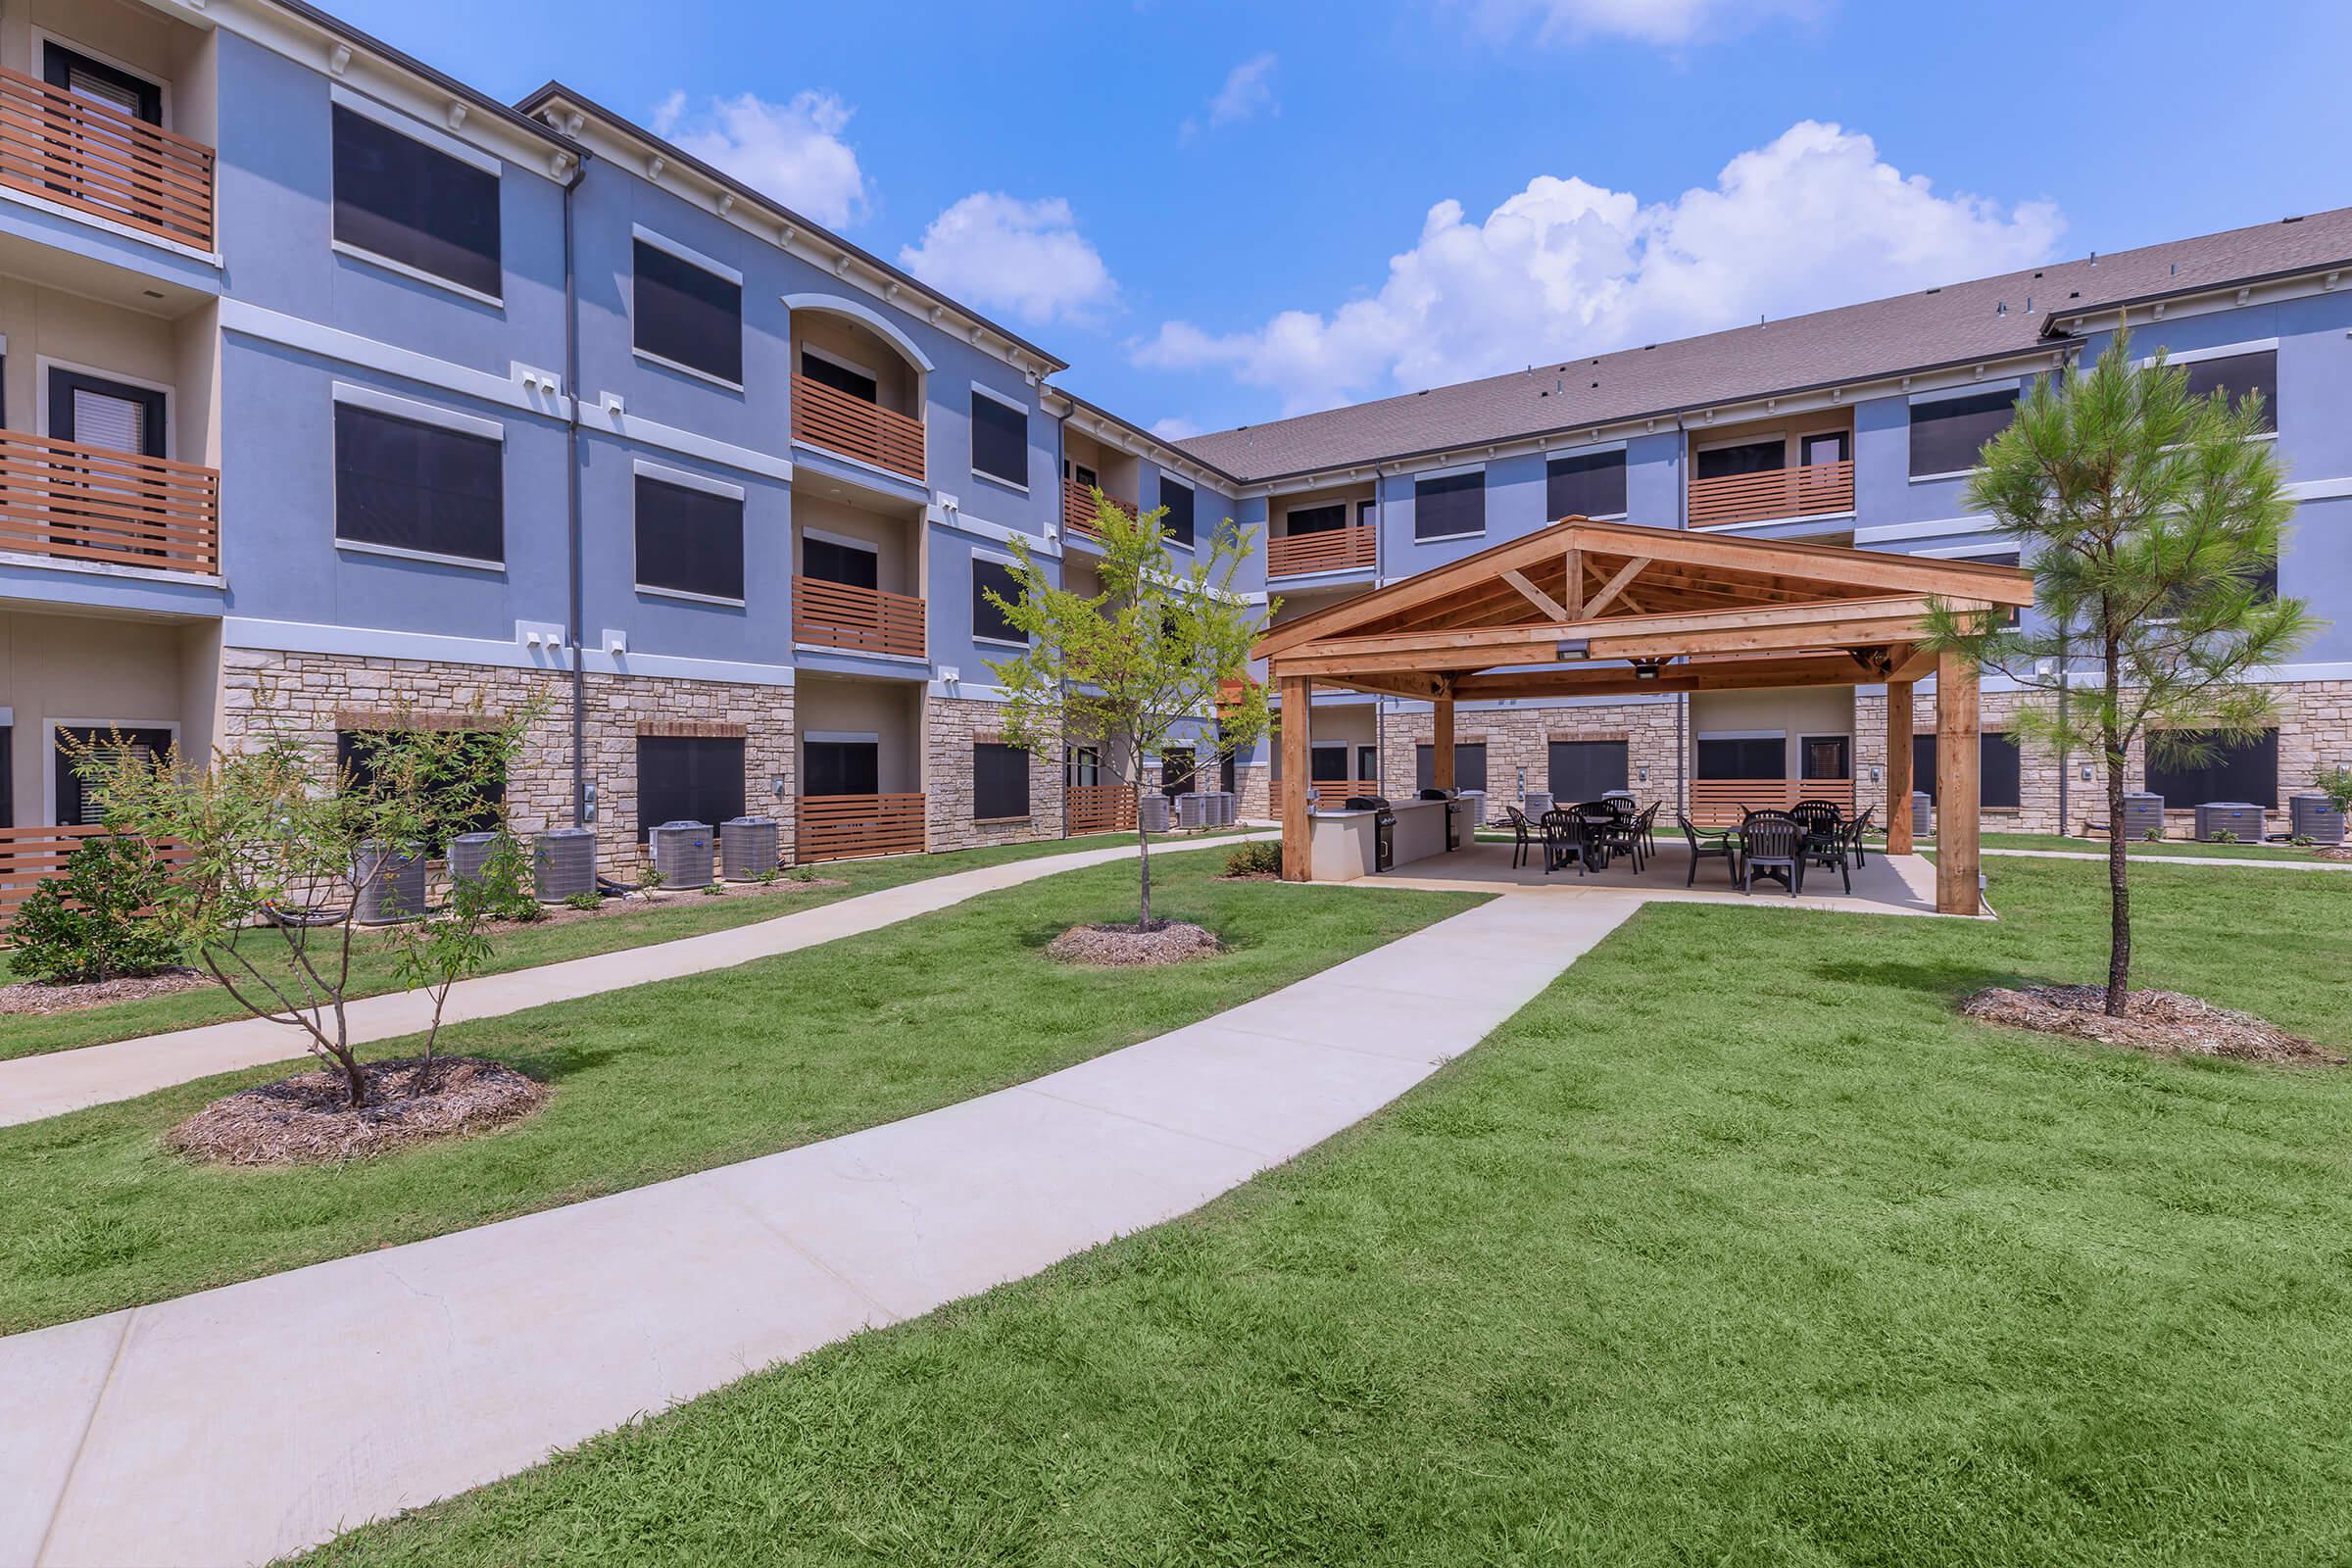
{"left": 1135, "top": 121, "right": 2063, "bottom": 416}
{"left": 1209, "top": 53, "right": 1279, "bottom": 127}
{"left": 898, "top": 193, "right": 1117, "bottom": 327}
{"left": 1150, "top": 416, "right": 1201, "bottom": 441}
{"left": 652, "top": 89, "right": 867, "bottom": 229}
{"left": 1458, "top": 0, "right": 1820, "bottom": 46}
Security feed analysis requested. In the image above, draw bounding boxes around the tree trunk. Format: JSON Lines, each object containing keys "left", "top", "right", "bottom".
{"left": 336, "top": 1047, "right": 368, "bottom": 1109}
{"left": 1135, "top": 776, "right": 1152, "bottom": 930}
{"left": 2102, "top": 635, "right": 2132, "bottom": 1018}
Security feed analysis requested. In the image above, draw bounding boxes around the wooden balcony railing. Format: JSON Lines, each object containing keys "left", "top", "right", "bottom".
{"left": 1687, "top": 459, "right": 1854, "bottom": 528}
{"left": 794, "top": 575, "right": 926, "bottom": 661}
{"left": 0, "top": 429, "right": 220, "bottom": 574}
{"left": 1267, "top": 524, "right": 1377, "bottom": 578}
{"left": 796, "top": 792, "right": 925, "bottom": 863}
{"left": 1307, "top": 778, "right": 1385, "bottom": 808}
{"left": 1060, "top": 478, "right": 1136, "bottom": 541}
{"left": 0, "top": 825, "right": 189, "bottom": 925}
{"left": 1687, "top": 778, "right": 1855, "bottom": 828}
{"left": 1067, "top": 783, "right": 1137, "bottom": 834}
{"left": 791, "top": 373, "right": 925, "bottom": 481}
{"left": 0, "top": 64, "right": 215, "bottom": 250}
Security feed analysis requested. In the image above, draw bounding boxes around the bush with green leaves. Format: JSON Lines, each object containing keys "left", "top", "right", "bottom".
{"left": 7, "top": 833, "right": 182, "bottom": 985}
{"left": 2317, "top": 764, "right": 2352, "bottom": 815}
{"left": 1223, "top": 840, "right": 1282, "bottom": 877}
{"left": 564, "top": 891, "right": 603, "bottom": 912}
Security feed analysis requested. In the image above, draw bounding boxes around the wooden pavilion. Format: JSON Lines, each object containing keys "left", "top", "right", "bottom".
{"left": 1250, "top": 517, "right": 2036, "bottom": 914}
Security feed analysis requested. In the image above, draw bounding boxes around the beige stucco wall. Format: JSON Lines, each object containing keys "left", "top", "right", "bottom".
{"left": 0, "top": 608, "right": 202, "bottom": 823}
{"left": 795, "top": 674, "right": 921, "bottom": 794}
{"left": 1690, "top": 687, "right": 1856, "bottom": 780}
{"left": 0, "top": 279, "right": 192, "bottom": 453}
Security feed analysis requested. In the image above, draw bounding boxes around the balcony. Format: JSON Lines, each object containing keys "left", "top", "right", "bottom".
{"left": 1267, "top": 525, "right": 1376, "bottom": 579}
{"left": 0, "top": 65, "right": 215, "bottom": 252}
{"left": 796, "top": 792, "right": 926, "bottom": 863}
{"left": 0, "top": 430, "right": 220, "bottom": 575}
{"left": 1060, "top": 477, "right": 1136, "bottom": 542}
{"left": 791, "top": 373, "right": 925, "bottom": 482}
{"left": 793, "top": 575, "right": 926, "bottom": 661}
{"left": 1687, "top": 459, "right": 1854, "bottom": 529}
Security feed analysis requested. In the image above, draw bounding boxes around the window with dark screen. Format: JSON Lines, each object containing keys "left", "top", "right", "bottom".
{"left": 331, "top": 105, "right": 501, "bottom": 299}
{"left": 971, "top": 390, "right": 1028, "bottom": 488}
{"left": 2180, "top": 350, "right": 2278, "bottom": 433}
{"left": 1545, "top": 449, "right": 1626, "bottom": 519}
{"left": 973, "top": 742, "right": 1030, "bottom": 819}
{"left": 1417, "top": 742, "right": 1489, "bottom": 793}
{"left": 804, "top": 739, "right": 879, "bottom": 797}
{"left": 1908, "top": 387, "right": 2019, "bottom": 477}
{"left": 334, "top": 402, "right": 504, "bottom": 564}
{"left": 635, "top": 736, "right": 744, "bottom": 838}
{"left": 972, "top": 558, "right": 1026, "bottom": 645}
{"left": 1550, "top": 740, "right": 1630, "bottom": 798}
{"left": 635, "top": 474, "right": 744, "bottom": 602}
{"left": 1160, "top": 479, "right": 1196, "bottom": 547}
{"left": 1414, "top": 470, "right": 1485, "bottom": 540}
{"left": 2146, "top": 729, "right": 2279, "bottom": 806}
{"left": 634, "top": 238, "right": 743, "bottom": 384}
{"left": 1694, "top": 737, "right": 1783, "bottom": 781}
{"left": 1914, "top": 731, "right": 2031, "bottom": 808}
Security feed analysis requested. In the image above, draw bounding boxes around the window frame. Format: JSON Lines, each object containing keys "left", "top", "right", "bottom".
{"left": 972, "top": 740, "right": 1032, "bottom": 821}
{"left": 1544, "top": 442, "right": 1628, "bottom": 521}
{"left": 1547, "top": 738, "right": 1631, "bottom": 799}
{"left": 969, "top": 382, "right": 1031, "bottom": 492}
{"left": 35, "top": 32, "right": 169, "bottom": 126}
{"left": 2144, "top": 727, "right": 2281, "bottom": 808}
{"left": 330, "top": 383, "right": 507, "bottom": 572}
{"left": 1412, "top": 464, "right": 1487, "bottom": 543}
{"left": 1693, "top": 733, "right": 1785, "bottom": 782}
{"left": 1158, "top": 472, "right": 1197, "bottom": 550}
{"left": 802, "top": 731, "right": 881, "bottom": 798}
{"left": 630, "top": 226, "right": 746, "bottom": 391}
{"left": 47, "top": 717, "right": 176, "bottom": 828}
{"left": 1906, "top": 381, "right": 2022, "bottom": 481}
{"left": 2162, "top": 343, "right": 2279, "bottom": 437}
{"left": 327, "top": 89, "right": 504, "bottom": 308}
{"left": 634, "top": 733, "right": 747, "bottom": 841}
{"left": 970, "top": 551, "right": 1028, "bottom": 649}
{"left": 1416, "top": 740, "right": 1489, "bottom": 794}
{"left": 631, "top": 460, "right": 748, "bottom": 607}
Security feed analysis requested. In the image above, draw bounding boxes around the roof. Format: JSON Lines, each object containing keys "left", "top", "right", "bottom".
{"left": 515, "top": 82, "right": 1068, "bottom": 375}
{"left": 1252, "top": 516, "right": 2034, "bottom": 704}
{"left": 267, "top": 1, "right": 580, "bottom": 155}
{"left": 1183, "top": 208, "right": 2352, "bottom": 483}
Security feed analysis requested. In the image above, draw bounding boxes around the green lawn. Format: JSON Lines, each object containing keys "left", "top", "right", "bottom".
{"left": 0, "top": 851, "right": 1473, "bottom": 1334}
{"left": 312, "top": 855, "right": 2352, "bottom": 1566}
{"left": 1977, "top": 829, "right": 2339, "bottom": 861}
{"left": 0, "top": 827, "right": 1252, "bottom": 1061}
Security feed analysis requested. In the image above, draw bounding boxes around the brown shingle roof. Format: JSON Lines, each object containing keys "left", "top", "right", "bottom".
{"left": 1176, "top": 208, "right": 2352, "bottom": 482}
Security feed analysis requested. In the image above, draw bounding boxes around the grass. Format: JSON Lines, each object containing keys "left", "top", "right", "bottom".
{"left": 1977, "top": 829, "right": 2338, "bottom": 861}
{"left": 0, "top": 827, "right": 1252, "bottom": 1061}
{"left": 309, "top": 855, "right": 2352, "bottom": 1566}
{"left": 0, "top": 850, "right": 1473, "bottom": 1335}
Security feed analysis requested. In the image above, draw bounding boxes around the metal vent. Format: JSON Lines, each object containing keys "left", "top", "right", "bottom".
{"left": 2192, "top": 802, "right": 2266, "bottom": 843}
{"left": 353, "top": 841, "right": 427, "bottom": 924}
{"left": 2121, "top": 792, "right": 2166, "bottom": 841}
{"left": 448, "top": 831, "right": 504, "bottom": 886}
{"left": 533, "top": 828, "right": 597, "bottom": 903}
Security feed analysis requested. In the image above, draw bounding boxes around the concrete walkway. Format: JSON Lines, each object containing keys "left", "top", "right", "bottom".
{"left": 0, "top": 832, "right": 1272, "bottom": 1130}
{"left": 1, "top": 891, "right": 1645, "bottom": 1568}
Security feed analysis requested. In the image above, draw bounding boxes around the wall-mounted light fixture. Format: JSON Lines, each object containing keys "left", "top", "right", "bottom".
{"left": 771, "top": 775, "right": 787, "bottom": 799}
{"left": 1555, "top": 639, "right": 1591, "bottom": 661}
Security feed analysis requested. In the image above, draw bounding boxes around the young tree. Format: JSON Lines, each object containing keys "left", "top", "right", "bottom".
{"left": 984, "top": 492, "right": 1275, "bottom": 928}
{"left": 1925, "top": 331, "right": 2314, "bottom": 1015}
{"left": 75, "top": 699, "right": 538, "bottom": 1105}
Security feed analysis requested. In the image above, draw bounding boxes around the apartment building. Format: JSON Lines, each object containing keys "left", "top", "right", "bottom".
{"left": 1, "top": 0, "right": 2345, "bottom": 880}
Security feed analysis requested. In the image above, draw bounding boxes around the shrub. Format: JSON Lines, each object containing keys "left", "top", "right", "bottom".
{"left": 2290, "top": 833, "right": 2316, "bottom": 847}
{"left": 8, "top": 834, "right": 181, "bottom": 984}
{"left": 1224, "top": 840, "right": 1282, "bottom": 877}
{"left": 2211, "top": 828, "right": 2239, "bottom": 844}
{"left": 788, "top": 866, "right": 819, "bottom": 883}
{"left": 564, "top": 891, "right": 602, "bottom": 912}
{"left": 702, "top": 882, "right": 726, "bottom": 896}
{"left": 635, "top": 864, "right": 665, "bottom": 891}
{"left": 753, "top": 867, "right": 782, "bottom": 885}
{"left": 2318, "top": 765, "right": 2352, "bottom": 814}
{"left": 2142, "top": 828, "right": 2166, "bottom": 843}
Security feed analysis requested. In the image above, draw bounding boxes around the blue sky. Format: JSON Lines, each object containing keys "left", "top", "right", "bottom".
{"left": 332, "top": 0, "right": 2352, "bottom": 441}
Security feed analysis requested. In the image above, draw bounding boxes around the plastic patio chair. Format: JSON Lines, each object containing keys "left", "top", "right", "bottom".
{"left": 1678, "top": 810, "right": 1737, "bottom": 887}
{"left": 1740, "top": 810, "right": 1804, "bottom": 897}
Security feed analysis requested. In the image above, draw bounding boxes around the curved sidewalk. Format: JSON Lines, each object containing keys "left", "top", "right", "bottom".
{"left": 0, "top": 833, "right": 1272, "bottom": 1130}
{"left": 1, "top": 891, "right": 1645, "bottom": 1568}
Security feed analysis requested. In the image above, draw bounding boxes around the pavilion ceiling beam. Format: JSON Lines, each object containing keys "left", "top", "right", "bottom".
{"left": 1287, "top": 594, "right": 1973, "bottom": 662}
{"left": 1582, "top": 556, "right": 1651, "bottom": 620}
{"left": 1447, "top": 654, "right": 1881, "bottom": 702}
{"left": 1563, "top": 520, "right": 2035, "bottom": 606}
{"left": 1887, "top": 645, "right": 1940, "bottom": 683}
{"left": 1564, "top": 548, "right": 1585, "bottom": 619}
{"left": 1500, "top": 567, "right": 1569, "bottom": 622}
{"left": 1270, "top": 607, "right": 1968, "bottom": 678}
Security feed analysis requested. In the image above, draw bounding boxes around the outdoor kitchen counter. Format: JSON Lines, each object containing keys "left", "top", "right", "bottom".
{"left": 1307, "top": 798, "right": 1452, "bottom": 882}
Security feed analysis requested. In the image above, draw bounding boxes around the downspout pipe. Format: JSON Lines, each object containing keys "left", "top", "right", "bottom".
{"left": 560, "top": 150, "right": 591, "bottom": 824}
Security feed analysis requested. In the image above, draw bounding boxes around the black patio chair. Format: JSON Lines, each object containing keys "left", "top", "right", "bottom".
{"left": 1803, "top": 816, "right": 1853, "bottom": 895}
{"left": 1503, "top": 805, "right": 1540, "bottom": 870}
{"left": 1740, "top": 810, "right": 1804, "bottom": 897}
{"left": 1578, "top": 802, "right": 1641, "bottom": 871}
{"left": 1678, "top": 810, "right": 1737, "bottom": 887}
{"left": 1633, "top": 802, "right": 1661, "bottom": 857}
{"left": 1542, "top": 808, "right": 1600, "bottom": 876}
{"left": 1847, "top": 806, "right": 1876, "bottom": 868}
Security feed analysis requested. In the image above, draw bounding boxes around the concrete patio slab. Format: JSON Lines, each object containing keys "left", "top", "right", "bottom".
{"left": 1, "top": 890, "right": 1628, "bottom": 1568}
{"left": 0, "top": 831, "right": 1274, "bottom": 1130}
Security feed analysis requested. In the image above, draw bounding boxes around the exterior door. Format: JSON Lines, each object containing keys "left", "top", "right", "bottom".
{"left": 49, "top": 368, "right": 168, "bottom": 561}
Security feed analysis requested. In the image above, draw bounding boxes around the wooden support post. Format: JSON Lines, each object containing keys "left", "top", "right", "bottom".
{"left": 1280, "top": 674, "right": 1312, "bottom": 882}
{"left": 1886, "top": 680, "right": 1914, "bottom": 856}
{"left": 1935, "top": 653, "right": 1980, "bottom": 914}
{"left": 1432, "top": 695, "right": 1456, "bottom": 792}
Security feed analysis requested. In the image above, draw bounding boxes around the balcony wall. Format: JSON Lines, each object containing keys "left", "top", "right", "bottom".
{"left": 0, "top": 606, "right": 217, "bottom": 826}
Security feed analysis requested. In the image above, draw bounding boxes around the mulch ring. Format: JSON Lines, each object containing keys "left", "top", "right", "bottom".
{"left": 0, "top": 968, "right": 213, "bottom": 1016}
{"left": 1961, "top": 985, "right": 2342, "bottom": 1066}
{"left": 165, "top": 1056, "right": 551, "bottom": 1166}
{"left": 1046, "top": 920, "right": 1223, "bottom": 967}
